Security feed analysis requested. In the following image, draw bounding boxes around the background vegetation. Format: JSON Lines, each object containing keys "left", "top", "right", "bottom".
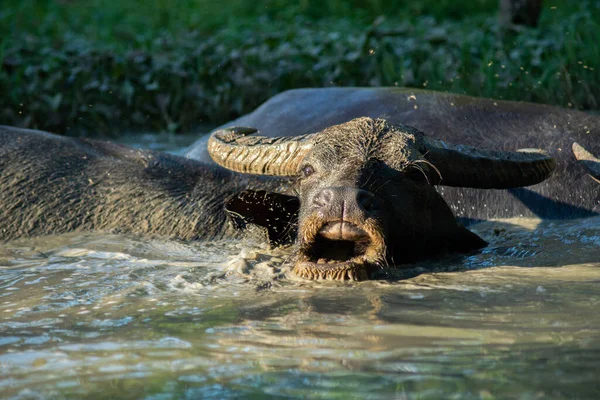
{"left": 1, "top": 0, "right": 598, "bottom": 136}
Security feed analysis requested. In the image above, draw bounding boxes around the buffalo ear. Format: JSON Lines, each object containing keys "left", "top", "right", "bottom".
{"left": 225, "top": 190, "right": 299, "bottom": 247}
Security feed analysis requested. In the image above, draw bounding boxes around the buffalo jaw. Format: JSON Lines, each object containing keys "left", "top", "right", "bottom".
{"left": 293, "top": 216, "right": 387, "bottom": 281}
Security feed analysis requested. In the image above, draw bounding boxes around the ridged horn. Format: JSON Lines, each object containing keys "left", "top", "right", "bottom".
{"left": 207, "top": 127, "right": 315, "bottom": 176}
{"left": 421, "top": 137, "right": 556, "bottom": 188}
{"left": 573, "top": 142, "right": 600, "bottom": 183}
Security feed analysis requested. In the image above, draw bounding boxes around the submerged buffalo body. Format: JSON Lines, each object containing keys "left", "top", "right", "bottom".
{"left": 1, "top": 88, "right": 599, "bottom": 280}
{"left": 0, "top": 128, "right": 282, "bottom": 242}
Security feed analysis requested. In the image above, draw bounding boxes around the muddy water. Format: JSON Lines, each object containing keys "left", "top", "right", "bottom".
{"left": 1, "top": 216, "right": 599, "bottom": 399}
{"left": 1, "top": 135, "right": 600, "bottom": 399}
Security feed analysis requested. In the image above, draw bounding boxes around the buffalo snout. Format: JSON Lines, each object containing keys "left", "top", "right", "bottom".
{"left": 311, "top": 187, "right": 379, "bottom": 221}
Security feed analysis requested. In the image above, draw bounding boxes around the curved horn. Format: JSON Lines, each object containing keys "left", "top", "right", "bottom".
{"left": 421, "top": 137, "right": 556, "bottom": 188}
{"left": 207, "top": 127, "right": 315, "bottom": 176}
{"left": 573, "top": 142, "right": 600, "bottom": 183}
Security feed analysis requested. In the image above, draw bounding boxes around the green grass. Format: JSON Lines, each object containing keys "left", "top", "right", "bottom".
{"left": 1, "top": 0, "right": 599, "bottom": 135}
{"left": 2, "top": 0, "right": 498, "bottom": 40}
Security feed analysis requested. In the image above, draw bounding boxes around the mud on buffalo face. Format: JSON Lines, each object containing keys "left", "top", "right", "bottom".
{"left": 208, "top": 118, "right": 556, "bottom": 281}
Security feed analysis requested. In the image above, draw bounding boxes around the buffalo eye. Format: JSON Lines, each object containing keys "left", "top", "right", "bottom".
{"left": 301, "top": 164, "right": 315, "bottom": 178}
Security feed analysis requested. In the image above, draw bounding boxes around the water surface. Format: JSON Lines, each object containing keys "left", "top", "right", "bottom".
{"left": 1, "top": 216, "right": 599, "bottom": 399}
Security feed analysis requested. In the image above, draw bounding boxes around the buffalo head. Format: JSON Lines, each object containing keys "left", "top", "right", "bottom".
{"left": 208, "top": 118, "right": 555, "bottom": 281}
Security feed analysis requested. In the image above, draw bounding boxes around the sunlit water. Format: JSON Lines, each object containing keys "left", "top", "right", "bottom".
{"left": 1, "top": 134, "right": 599, "bottom": 399}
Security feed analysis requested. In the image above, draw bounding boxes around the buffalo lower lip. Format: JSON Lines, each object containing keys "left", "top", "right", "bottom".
{"left": 296, "top": 257, "right": 367, "bottom": 271}
{"left": 293, "top": 257, "right": 371, "bottom": 281}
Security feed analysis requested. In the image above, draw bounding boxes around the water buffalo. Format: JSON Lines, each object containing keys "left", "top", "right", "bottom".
{"left": 207, "top": 118, "right": 554, "bottom": 280}
{"left": 2, "top": 87, "right": 598, "bottom": 281}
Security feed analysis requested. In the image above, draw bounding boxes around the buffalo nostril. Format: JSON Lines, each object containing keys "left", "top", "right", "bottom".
{"left": 313, "top": 188, "right": 333, "bottom": 207}
{"left": 357, "top": 190, "right": 377, "bottom": 211}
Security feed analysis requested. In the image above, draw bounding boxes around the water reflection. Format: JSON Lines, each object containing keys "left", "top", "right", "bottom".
{"left": 0, "top": 217, "right": 599, "bottom": 398}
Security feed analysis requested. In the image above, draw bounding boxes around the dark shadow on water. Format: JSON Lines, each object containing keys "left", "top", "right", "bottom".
{"left": 508, "top": 188, "right": 598, "bottom": 219}
{"left": 457, "top": 187, "right": 598, "bottom": 227}
{"left": 456, "top": 217, "right": 485, "bottom": 227}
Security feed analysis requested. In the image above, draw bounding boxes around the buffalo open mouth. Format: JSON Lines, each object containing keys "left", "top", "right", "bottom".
{"left": 293, "top": 221, "right": 385, "bottom": 281}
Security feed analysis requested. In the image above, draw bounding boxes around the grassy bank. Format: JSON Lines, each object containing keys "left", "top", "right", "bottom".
{"left": 1, "top": 0, "right": 599, "bottom": 136}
